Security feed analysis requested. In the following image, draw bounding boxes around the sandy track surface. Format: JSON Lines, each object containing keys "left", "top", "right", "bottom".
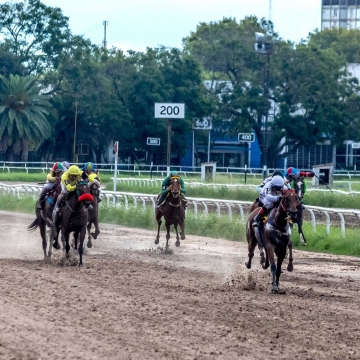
{"left": 0, "top": 210, "right": 360, "bottom": 360}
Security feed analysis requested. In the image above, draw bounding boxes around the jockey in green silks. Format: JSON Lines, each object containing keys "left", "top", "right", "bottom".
{"left": 156, "top": 170, "right": 187, "bottom": 208}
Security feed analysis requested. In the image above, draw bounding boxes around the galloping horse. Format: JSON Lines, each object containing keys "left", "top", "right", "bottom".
{"left": 155, "top": 176, "right": 185, "bottom": 252}
{"left": 27, "top": 182, "right": 61, "bottom": 259}
{"left": 292, "top": 176, "right": 306, "bottom": 245}
{"left": 53, "top": 181, "right": 93, "bottom": 266}
{"left": 245, "top": 189, "right": 299, "bottom": 293}
{"left": 86, "top": 179, "right": 101, "bottom": 246}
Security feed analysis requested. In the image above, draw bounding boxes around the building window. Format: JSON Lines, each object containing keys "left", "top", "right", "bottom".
{"left": 331, "top": 0, "right": 340, "bottom": 5}
{"left": 322, "top": 0, "right": 331, "bottom": 4}
{"left": 348, "top": 0, "right": 356, "bottom": 5}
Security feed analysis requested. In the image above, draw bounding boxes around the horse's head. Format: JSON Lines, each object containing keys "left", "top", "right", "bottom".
{"left": 170, "top": 176, "right": 181, "bottom": 199}
{"left": 280, "top": 189, "right": 299, "bottom": 223}
{"left": 293, "top": 176, "right": 305, "bottom": 200}
{"left": 76, "top": 181, "right": 93, "bottom": 208}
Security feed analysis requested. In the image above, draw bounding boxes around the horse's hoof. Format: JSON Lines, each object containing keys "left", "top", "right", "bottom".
{"left": 271, "top": 285, "right": 279, "bottom": 293}
{"left": 175, "top": 240, "right": 180, "bottom": 247}
{"left": 245, "top": 262, "right": 251, "bottom": 269}
{"left": 53, "top": 242, "right": 60, "bottom": 250}
{"left": 180, "top": 234, "right": 185, "bottom": 240}
{"left": 155, "top": 239, "right": 159, "bottom": 245}
{"left": 287, "top": 263, "right": 293, "bottom": 272}
{"left": 87, "top": 240, "right": 93, "bottom": 249}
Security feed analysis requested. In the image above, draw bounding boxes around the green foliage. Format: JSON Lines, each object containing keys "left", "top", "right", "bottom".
{"left": 0, "top": 0, "right": 71, "bottom": 73}
{"left": 0, "top": 74, "right": 52, "bottom": 160}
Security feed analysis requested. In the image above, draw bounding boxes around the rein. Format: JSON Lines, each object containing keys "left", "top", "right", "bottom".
{"left": 66, "top": 181, "right": 90, "bottom": 213}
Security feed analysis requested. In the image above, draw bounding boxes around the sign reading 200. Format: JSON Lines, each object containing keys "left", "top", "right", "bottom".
{"left": 154, "top": 103, "right": 185, "bottom": 119}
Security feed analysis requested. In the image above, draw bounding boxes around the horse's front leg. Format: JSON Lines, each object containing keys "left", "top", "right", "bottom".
{"left": 174, "top": 225, "right": 180, "bottom": 247}
{"left": 90, "top": 217, "right": 100, "bottom": 240}
{"left": 63, "top": 230, "right": 71, "bottom": 259}
{"left": 155, "top": 212, "right": 162, "bottom": 245}
{"left": 179, "top": 221, "right": 185, "bottom": 240}
{"left": 52, "top": 224, "right": 61, "bottom": 250}
{"left": 72, "top": 231, "right": 79, "bottom": 250}
{"left": 287, "top": 240, "right": 294, "bottom": 272}
{"left": 165, "top": 221, "right": 171, "bottom": 253}
{"left": 78, "top": 227, "right": 87, "bottom": 266}
{"left": 276, "top": 245, "right": 287, "bottom": 290}
{"left": 267, "top": 245, "right": 278, "bottom": 293}
{"left": 86, "top": 223, "right": 93, "bottom": 249}
{"left": 258, "top": 244, "right": 265, "bottom": 265}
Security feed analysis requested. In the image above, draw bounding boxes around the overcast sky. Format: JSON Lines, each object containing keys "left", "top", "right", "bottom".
{"left": 42, "top": 0, "right": 322, "bottom": 52}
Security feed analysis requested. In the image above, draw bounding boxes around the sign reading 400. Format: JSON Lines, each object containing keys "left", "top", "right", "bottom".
{"left": 154, "top": 103, "right": 185, "bottom": 119}
{"left": 238, "top": 132, "right": 255, "bottom": 142}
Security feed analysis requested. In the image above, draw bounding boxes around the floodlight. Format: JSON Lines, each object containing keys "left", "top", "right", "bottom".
{"left": 254, "top": 32, "right": 267, "bottom": 42}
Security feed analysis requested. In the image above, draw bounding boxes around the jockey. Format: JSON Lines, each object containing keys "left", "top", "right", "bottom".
{"left": 62, "top": 161, "right": 70, "bottom": 171}
{"left": 252, "top": 175, "right": 287, "bottom": 227}
{"left": 284, "top": 167, "right": 315, "bottom": 187}
{"left": 50, "top": 165, "right": 82, "bottom": 229}
{"left": 156, "top": 170, "right": 187, "bottom": 208}
{"left": 82, "top": 162, "right": 102, "bottom": 203}
{"left": 36, "top": 162, "right": 64, "bottom": 209}
{"left": 256, "top": 170, "right": 285, "bottom": 195}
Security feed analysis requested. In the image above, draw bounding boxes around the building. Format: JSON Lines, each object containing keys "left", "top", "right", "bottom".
{"left": 321, "top": 0, "right": 360, "bottom": 30}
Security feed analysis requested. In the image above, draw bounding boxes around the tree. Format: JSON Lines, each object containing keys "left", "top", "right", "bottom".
{"left": 0, "top": 0, "right": 71, "bottom": 74}
{"left": 0, "top": 74, "right": 52, "bottom": 161}
{"left": 0, "top": 45, "right": 25, "bottom": 76}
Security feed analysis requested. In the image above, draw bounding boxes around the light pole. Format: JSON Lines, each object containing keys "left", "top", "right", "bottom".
{"left": 73, "top": 100, "right": 78, "bottom": 164}
{"left": 254, "top": 32, "right": 272, "bottom": 178}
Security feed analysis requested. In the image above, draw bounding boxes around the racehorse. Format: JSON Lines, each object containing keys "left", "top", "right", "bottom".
{"left": 83, "top": 178, "right": 100, "bottom": 249}
{"left": 245, "top": 189, "right": 299, "bottom": 293}
{"left": 292, "top": 176, "right": 306, "bottom": 246}
{"left": 27, "top": 182, "right": 61, "bottom": 259}
{"left": 155, "top": 176, "right": 186, "bottom": 253}
{"left": 52, "top": 181, "right": 93, "bottom": 266}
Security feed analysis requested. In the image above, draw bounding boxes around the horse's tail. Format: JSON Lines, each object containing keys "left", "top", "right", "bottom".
{"left": 27, "top": 218, "right": 39, "bottom": 231}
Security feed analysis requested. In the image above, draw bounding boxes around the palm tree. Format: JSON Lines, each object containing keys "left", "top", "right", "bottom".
{"left": 0, "top": 74, "right": 52, "bottom": 161}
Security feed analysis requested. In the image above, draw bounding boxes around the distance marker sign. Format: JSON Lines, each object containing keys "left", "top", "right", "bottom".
{"left": 238, "top": 133, "right": 255, "bottom": 142}
{"left": 147, "top": 137, "right": 161, "bottom": 146}
{"left": 154, "top": 103, "right": 185, "bottom": 118}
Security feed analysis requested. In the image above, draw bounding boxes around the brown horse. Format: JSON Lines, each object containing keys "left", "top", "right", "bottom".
{"left": 27, "top": 182, "right": 61, "bottom": 259}
{"left": 245, "top": 189, "right": 299, "bottom": 293}
{"left": 155, "top": 177, "right": 185, "bottom": 253}
{"left": 52, "top": 181, "right": 93, "bottom": 266}
{"left": 86, "top": 180, "right": 100, "bottom": 246}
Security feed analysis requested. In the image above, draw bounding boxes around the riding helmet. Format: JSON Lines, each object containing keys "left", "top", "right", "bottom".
{"left": 68, "top": 165, "right": 82, "bottom": 175}
{"left": 170, "top": 170, "right": 178, "bottom": 177}
{"left": 286, "top": 167, "right": 299, "bottom": 176}
{"left": 270, "top": 175, "right": 284, "bottom": 191}
{"left": 83, "top": 162, "right": 95, "bottom": 173}
{"left": 53, "top": 162, "right": 64, "bottom": 173}
{"left": 272, "top": 170, "right": 284, "bottom": 178}
{"left": 62, "top": 161, "right": 70, "bottom": 170}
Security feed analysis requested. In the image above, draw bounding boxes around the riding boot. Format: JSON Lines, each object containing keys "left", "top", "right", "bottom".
{"left": 156, "top": 194, "right": 166, "bottom": 208}
{"left": 253, "top": 207, "right": 268, "bottom": 228}
{"left": 37, "top": 187, "right": 48, "bottom": 209}
{"left": 50, "top": 194, "right": 65, "bottom": 228}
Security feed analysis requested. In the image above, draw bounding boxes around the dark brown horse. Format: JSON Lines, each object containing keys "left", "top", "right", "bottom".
{"left": 52, "top": 181, "right": 93, "bottom": 266}
{"left": 155, "top": 177, "right": 185, "bottom": 253}
{"left": 86, "top": 180, "right": 100, "bottom": 246}
{"left": 292, "top": 176, "right": 306, "bottom": 246}
{"left": 27, "top": 182, "right": 61, "bottom": 259}
{"left": 245, "top": 189, "right": 299, "bottom": 293}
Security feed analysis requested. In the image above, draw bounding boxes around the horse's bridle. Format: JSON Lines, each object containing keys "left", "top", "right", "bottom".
{"left": 280, "top": 191, "right": 299, "bottom": 224}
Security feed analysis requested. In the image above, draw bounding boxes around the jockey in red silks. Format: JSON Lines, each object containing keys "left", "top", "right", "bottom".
{"left": 284, "top": 167, "right": 315, "bottom": 185}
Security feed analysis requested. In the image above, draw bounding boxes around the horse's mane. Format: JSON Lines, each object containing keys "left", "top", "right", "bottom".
{"left": 283, "top": 189, "right": 296, "bottom": 195}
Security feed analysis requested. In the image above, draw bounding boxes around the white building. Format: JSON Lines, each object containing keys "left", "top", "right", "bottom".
{"left": 322, "top": 0, "right": 360, "bottom": 30}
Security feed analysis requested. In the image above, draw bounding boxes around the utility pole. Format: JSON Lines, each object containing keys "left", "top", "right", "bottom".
{"left": 103, "top": 21, "right": 108, "bottom": 49}
{"left": 73, "top": 100, "right": 78, "bottom": 164}
{"left": 269, "top": 0, "right": 272, "bottom": 21}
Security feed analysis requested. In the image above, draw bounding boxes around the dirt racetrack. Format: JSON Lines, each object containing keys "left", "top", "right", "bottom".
{"left": 0, "top": 211, "right": 360, "bottom": 360}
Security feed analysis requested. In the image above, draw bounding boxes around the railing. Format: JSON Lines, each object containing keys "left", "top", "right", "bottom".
{"left": 1, "top": 183, "right": 359, "bottom": 238}
{"left": 2, "top": 161, "right": 360, "bottom": 179}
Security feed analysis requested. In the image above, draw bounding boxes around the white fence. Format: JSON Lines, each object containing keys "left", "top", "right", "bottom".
{"left": 1, "top": 183, "right": 359, "bottom": 238}
{"left": 3, "top": 161, "right": 360, "bottom": 178}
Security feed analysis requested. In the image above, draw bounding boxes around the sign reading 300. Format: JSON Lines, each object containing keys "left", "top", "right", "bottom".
{"left": 154, "top": 103, "right": 185, "bottom": 118}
